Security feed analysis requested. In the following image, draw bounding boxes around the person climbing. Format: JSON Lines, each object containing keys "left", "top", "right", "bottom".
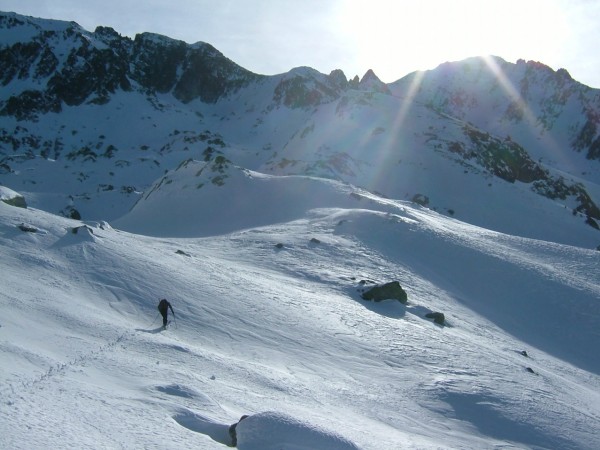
{"left": 157, "top": 298, "right": 175, "bottom": 329}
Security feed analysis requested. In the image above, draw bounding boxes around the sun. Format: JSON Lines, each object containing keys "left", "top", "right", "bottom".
{"left": 334, "top": 0, "right": 569, "bottom": 83}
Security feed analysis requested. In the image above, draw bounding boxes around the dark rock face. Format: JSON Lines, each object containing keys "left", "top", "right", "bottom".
{"left": 447, "top": 124, "right": 600, "bottom": 224}
{"left": 0, "top": 13, "right": 261, "bottom": 119}
{"left": 272, "top": 68, "right": 351, "bottom": 109}
{"left": 131, "top": 33, "right": 187, "bottom": 94}
{"left": 1, "top": 90, "right": 61, "bottom": 120}
{"left": 572, "top": 113, "right": 600, "bottom": 160}
{"left": 457, "top": 125, "right": 546, "bottom": 184}
{"left": 532, "top": 177, "right": 600, "bottom": 222}
{"left": 0, "top": 12, "right": 392, "bottom": 118}
{"left": 132, "top": 33, "right": 261, "bottom": 104}
{"left": 173, "top": 42, "right": 256, "bottom": 103}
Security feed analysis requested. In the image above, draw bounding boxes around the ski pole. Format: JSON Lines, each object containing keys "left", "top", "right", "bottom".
{"left": 149, "top": 312, "right": 159, "bottom": 327}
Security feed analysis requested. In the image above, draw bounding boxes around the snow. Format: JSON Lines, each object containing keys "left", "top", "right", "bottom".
{"left": 0, "top": 185, "right": 22, "bottom": 201}
{"left": 1, "top": 173, "right": 599, "bottom": 449}
{"left": 234, "top": 411, "right": 361, "bottom": 449}
{"left": 1, "top": 12, "right": 600, "bottom": 449}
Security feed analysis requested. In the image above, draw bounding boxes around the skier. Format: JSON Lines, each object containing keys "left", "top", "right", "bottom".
{"left": 157, "top": 298, "right": 175, "bottom": 329}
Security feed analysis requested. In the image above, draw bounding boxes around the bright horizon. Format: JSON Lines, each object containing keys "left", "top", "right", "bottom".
{"left": 1, "top": 0, "right": 599, "bottom": 87}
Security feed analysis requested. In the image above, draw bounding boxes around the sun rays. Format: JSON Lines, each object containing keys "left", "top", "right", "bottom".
{"left": 480, "top": 55, "right": 537, "bottom": 127}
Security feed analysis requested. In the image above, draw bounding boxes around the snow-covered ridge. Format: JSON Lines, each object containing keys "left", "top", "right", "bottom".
{"left": 0, "top": 11, "right": 85, "bottom": 45}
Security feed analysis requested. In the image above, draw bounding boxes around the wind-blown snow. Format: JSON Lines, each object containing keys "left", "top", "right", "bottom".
{"left": 1, "top": 172, "right": 599, "bottom": 449}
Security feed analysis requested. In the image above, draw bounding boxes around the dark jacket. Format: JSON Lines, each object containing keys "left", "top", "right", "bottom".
{"left": 158, "top": 299, "right": 174, "bottom": 316}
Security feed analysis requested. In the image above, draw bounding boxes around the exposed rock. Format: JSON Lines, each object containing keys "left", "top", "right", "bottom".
{"left": 460, "top": 125, "right": 546, "bottom": 183}
{"left": 61, "top": 205, "right": 81, "bottom": 220}
{"left": 358, "top": 69, "right": 391, "bottom": 95}
{"left": 228, "top": 414, "right": 249, "bottom": 447}
{"left": 0, "top": 188, "right": 27, "bottom": 208}
{"left": 586, "top": 216, "right": 599, "bottom": 230}
{"left": 361, "top": 281, "right": 408, "bottom": 303}
{"left": 425, "top": 312, "right": 445, "bottom": 325}
{"left": 273, "top": 68, "right": 346, "bottom": 108}
{"left": 71, "top": 225, "right": 93, "bottom": 235}
{"left": 412, "top": 193, "right": 430, "bottom": 207}
{"left": 17, "top": 223, "right": 37, "bottom": 232}
{"left": 328, "top": 69, "right": 348, "bottom": 89}
{"left": 572, "top": 114, "right": 600, "bottom": 160}
{"left": 0, "top": 13, "right": 259, "bottom": 119}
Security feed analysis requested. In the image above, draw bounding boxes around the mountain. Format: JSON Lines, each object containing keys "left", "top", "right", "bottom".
{"left": 1, "top": 11, "right": 599, "bottom": 248}
{"left": 1, "top": 11, "right": 600, "bottom": 449}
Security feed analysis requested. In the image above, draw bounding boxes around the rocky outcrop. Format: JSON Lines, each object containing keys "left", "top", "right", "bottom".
{"left": 572, "top": 111, "right": 600, "bottom": 160}
{"left": 445, "top": 123, "right": 600, "bottom": 225}
{"left": 272, "top": 68, "right": 347, "bottom": 109}
{"left": 456, "top": 125, "right": 546, "bottom": 183}
{"left": 358, "top": 69, "right": 391, "bottom": 95}
{"left": 0, "top": 186, "right": 27, "bottom": 208}
{"left": 0, "top": 12, "right": 260, "bottom": 119}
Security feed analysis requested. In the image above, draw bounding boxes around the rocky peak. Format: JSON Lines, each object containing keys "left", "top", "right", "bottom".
{"left": 328, "top": 69, "right": 348, "bottom": 89}
{"left": 358, "top": 69, "right": 390, "bottom": 94}
{"left": 93, "top": 25, "right": 123, "bottom": 44}
{"left": 272, "top": 68, "right": 348, "bottom": 108}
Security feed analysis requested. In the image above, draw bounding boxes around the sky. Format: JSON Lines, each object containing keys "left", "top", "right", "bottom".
{"left": 1, "top": 0, "right": 600, "bottom": 87}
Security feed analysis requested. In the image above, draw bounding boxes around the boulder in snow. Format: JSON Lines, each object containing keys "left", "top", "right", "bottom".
{"left": 17, "top": 223, "right": 38, "bottom": 233}
{"left": 425, "top": 312, "right": 446, "bottom": 325}
{"left": 0, "top": 186, "right": 27, "bottom": 208}
{"left": 361, "top": 281, "right": 408, "bottom": 303}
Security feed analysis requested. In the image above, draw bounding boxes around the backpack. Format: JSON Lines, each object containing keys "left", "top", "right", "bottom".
{"left": 158, "top": 299, "right": 168, "bottom": 312}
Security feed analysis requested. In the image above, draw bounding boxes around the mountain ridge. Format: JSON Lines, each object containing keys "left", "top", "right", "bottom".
{"left": 0, "top": 11, "right": 599, "bottom": 249}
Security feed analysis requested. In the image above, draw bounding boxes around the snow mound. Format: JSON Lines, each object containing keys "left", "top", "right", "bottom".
{"left": 236, "top": 411, "right": 361, "bottom": 450}
{"left": 114, "top": 159, "right": 367, "bottom": 237}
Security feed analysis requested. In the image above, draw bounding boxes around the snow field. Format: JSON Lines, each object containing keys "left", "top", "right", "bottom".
{"left": 2, "top": 196, "right": 599, "bottom": 448}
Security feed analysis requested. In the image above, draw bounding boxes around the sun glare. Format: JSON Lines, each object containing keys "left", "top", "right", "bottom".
{"left": 335, "top": 0, "right": 569, "bottom": 82}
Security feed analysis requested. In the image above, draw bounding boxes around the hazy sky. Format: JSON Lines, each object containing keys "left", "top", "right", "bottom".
{"left": 1, "top": 0, "right": 599, "bottom": 88}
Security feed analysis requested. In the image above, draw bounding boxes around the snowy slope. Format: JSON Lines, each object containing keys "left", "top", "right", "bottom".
{"left": 2, "top": 175, "right": 599, "bottom": 449}
{"left": 1, "top": 12, "right": 600, "bottom": 449}
{"left": 388, "top": 56, "right": 600, "bottom": 189}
